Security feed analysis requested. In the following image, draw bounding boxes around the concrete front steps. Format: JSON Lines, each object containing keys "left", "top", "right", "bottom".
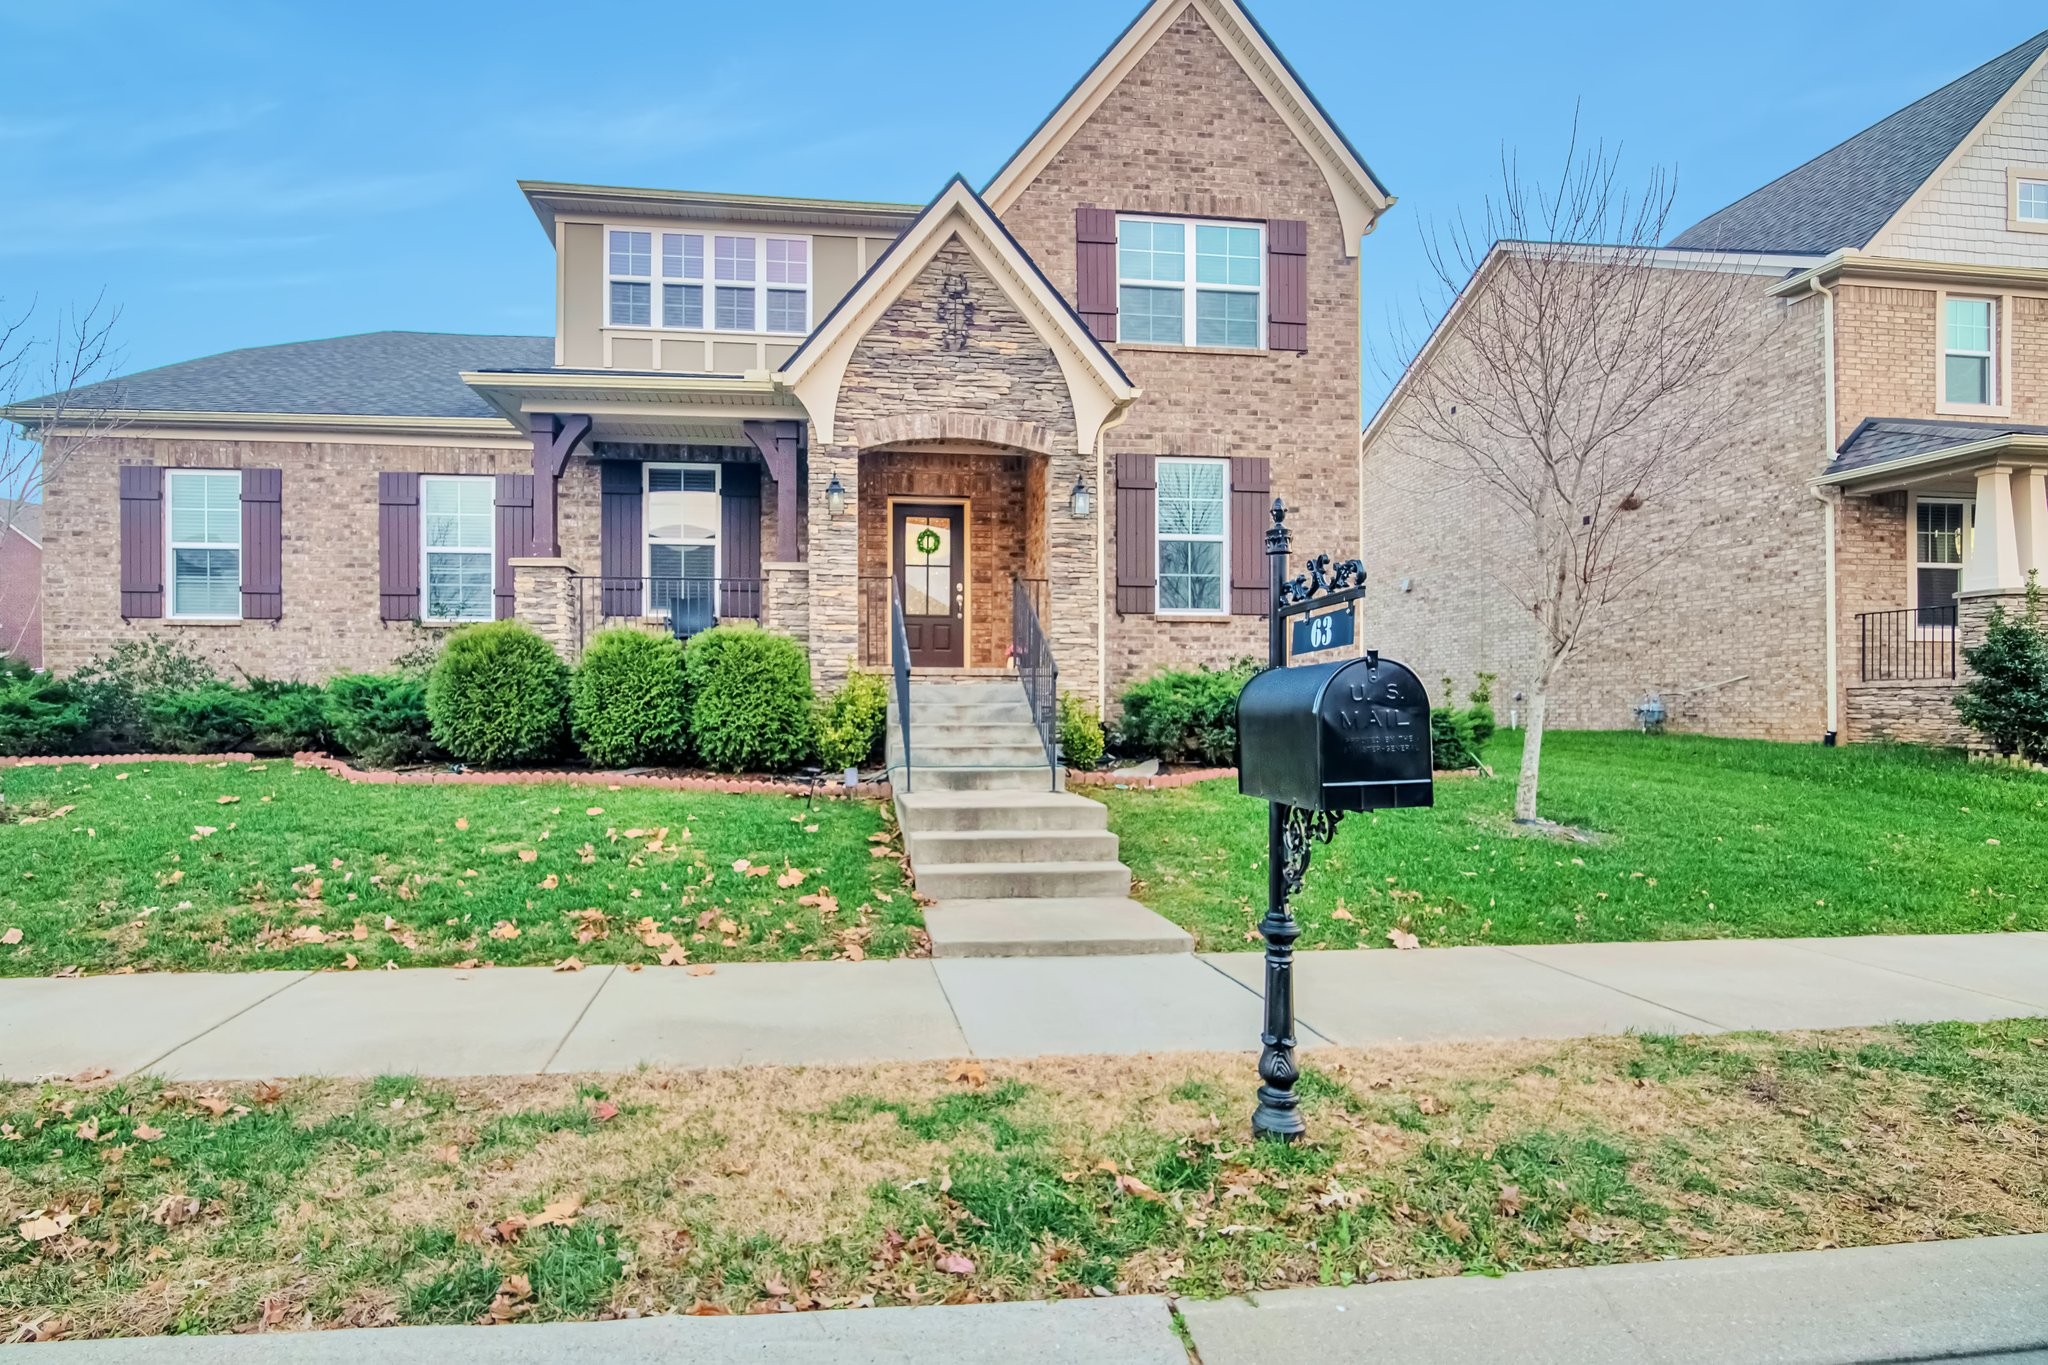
{"left": 889, "top": 680, "right": 1192, "bottom": 958}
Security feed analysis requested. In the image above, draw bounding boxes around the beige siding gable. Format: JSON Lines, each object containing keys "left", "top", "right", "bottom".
{"left": 1870, "top": 56, "right": 2048, "bottom": 267}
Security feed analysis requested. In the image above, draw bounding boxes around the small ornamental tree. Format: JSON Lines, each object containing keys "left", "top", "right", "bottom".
{"left": 571, "top": 628, "right": 689, "bottom": 768}
{"left": 1954, "top": 572, "right": 2048, "bottom": 763}
{"left": 425, "top": 621, "right": 570, "bottom": 766}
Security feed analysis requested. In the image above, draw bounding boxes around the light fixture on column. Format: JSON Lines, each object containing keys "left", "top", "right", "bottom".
{"left": 1070, "top": 476, "right": 1091, "bottom": 519}
{"left": 825, "top": 473, "right": 847, "bottom": 518}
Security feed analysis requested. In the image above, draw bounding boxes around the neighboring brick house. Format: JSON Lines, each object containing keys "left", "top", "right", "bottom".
{"left": 1361, "top": 28, "right": 2048, "bottom": 745}
{"left": 5, "top": 0, "right": 1393, "bottom": 712}
{"left": 0, "top": 504, "right": 40, "bottom": 669}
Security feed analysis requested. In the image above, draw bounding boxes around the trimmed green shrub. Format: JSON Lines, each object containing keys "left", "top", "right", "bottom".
{"left": 683, "top": 626, "right": 815, "bottom": 773}
{"left": 1955, "top": 572, "right": 2048, "bottom": 762}
{"left": 1429, "top": 707, "right": 1480, "bottom": 770}
{"left": 247, "top": 680, "right": 333, "bottom": 755}
{"left": 816, "top": 670, "right": 889, "bottom": 772}
{"left": 1465, "top": 673, "right": 1499, "bottom": 749}
{"left": 1115, "top": 662, "right": 1255, "bottom": 766}
{"left": 425, "top": 621, "right": 570, "bottom": 766}
{"left": 143, "top": 683, "right": 261, "bottom": 754}
{"left": 69, "top": 636, "right": 219, "bottom": 751}
{"left": 1057, "top": 691, "right": 1105, "bottom": 769}
{"left": 570, "top": 629, "right": 689, "bottom": 769}
{"left": 325, "top": 672, "right": 438, "bottom": 769}
{"left": 0, "top": 659, "right": 90, "bottom": 757}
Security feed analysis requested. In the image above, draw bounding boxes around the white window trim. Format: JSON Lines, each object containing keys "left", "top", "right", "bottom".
{"left": 642, "top": 462, "right": 723, "bottom": 583}
{"left": 1935, "top": 290, "right": 2009, "bottom": 415}
{"left": 606, "top": 226, "right": 812, "bottom": 337}
{"left": 419, "top": 475, "right": 496, "bottom": 625}
{"left": 164, "top": 469, "right": 242, "bottom": 622}
{"left": 2007, "top": 167, "right": 2048, "bottom": 234}
{"left": 1154, "top": 456, "right": 1230, "bottom": 616}
{"left": 1908, "top": 492, "right": 1973, "bottom": 633}
{"left": 1115, "top": 214, "right": 1266, "bottom": 351}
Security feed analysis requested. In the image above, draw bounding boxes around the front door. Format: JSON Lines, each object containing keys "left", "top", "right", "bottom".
{"left": 893, "top": 502, "right": 965, "bottom": 668}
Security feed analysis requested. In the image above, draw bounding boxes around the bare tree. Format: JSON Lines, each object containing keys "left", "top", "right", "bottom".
{"left": 1380, "top": 130, "right": 1758, "bottom": 824}
{"left": 0, "top": 294, "right": 125, "bottom": 549}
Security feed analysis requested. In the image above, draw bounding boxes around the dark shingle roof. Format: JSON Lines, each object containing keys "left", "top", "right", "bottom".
{"left": 1829, "top": 417, "right": 2048, "bottom": 477}
{"left": 27, "top": 332, "right": 553, "bottom": 420}
{"left": 1669, "top": 29, "right": 2048, "bottom": 254}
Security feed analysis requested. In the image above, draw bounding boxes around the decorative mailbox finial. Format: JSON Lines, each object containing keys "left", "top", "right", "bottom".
{"left": 1266, "top": 497, "right": 1290, "bottom": 556}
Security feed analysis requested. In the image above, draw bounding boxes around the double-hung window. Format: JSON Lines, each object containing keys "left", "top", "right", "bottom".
{"left": 1943, "top": 297, "right": 1997, "bottom": 406}
{"left": 166, "top": 470, "right": 241, "bottom": 619}
{"left": 2015, "top": 176, "right": 2048, "bottom": 225}
{"left": 421, "top": 476, "right": 495, "bottom": 623}
{"left": 608, "top": 229, "right": 808, "bottom": 335}
{"left": 1155, "top": 457, "right": 1228, "bottom": 613}
{"left": 1117, "top": 216, "right": 1263, "bottom": 349}
{"left": 645, "top": 464, "right": 720, "bottom": 623}
{"left": 1914, "top": 498, "right": 1971, "bottom": 627}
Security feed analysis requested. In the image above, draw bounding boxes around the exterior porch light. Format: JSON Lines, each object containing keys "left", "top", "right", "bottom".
{"left": 825, "top": 473, "right": 847, "bottom": 518}
{"left": 1070, "top": 476, "right": 1091, "bottom": 519}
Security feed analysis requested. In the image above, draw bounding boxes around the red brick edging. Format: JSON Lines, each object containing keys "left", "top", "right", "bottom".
{"left": 2, "top": 752, "right": 260, "bottom": 767}
{"left": 1066, "top": 766, "right": 1237, "bottom": 789}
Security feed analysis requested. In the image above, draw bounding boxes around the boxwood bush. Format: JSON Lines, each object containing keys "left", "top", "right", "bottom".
{"left": 1115, "top": 662, "right": 1255, "bottom": 766}
{"left": 0, "top": 660, "right": 90, "bottom": 757}
{"left": 1057, "top": 691, "right": 1105, "bottom": 769}
{"left": 425, "top": 621, "right": 569, "bottom": 766}
{"left": 324, "top": 672, "right": 438, "bottom": 769}
{"left": 816, "top": 670, "right": 889, "bottom": 772}
{"left": 142, "top": 683, "right": 262, "bottom": 753}
{"left": 683, "top": 626, "right": 815, "bottom": 773}
{"left": 570, "top": 628, "right": 690, "bottom": 768}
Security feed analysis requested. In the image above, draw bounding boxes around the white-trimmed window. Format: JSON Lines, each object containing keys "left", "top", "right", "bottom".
{"left": 645, "top": 464, "right": 720, "bottom": 620}
{"left": 608, "top": 228, "right": 808, "bottom": 335}
{"left": 1943, "top": 297, "right": 1997, "bottom": 406}
{"left": 1156, "top": 457, "right": 1228, "bottom": 613}
{"left": 1117, "top": 216, "right": 1263, "bottom": 349}
{"left": 166, "top": 470, "right": 241, "bottom": 619}
{"left": 421, "top": 476, "right": 495, "bottom": 623}
{"left": 2016, "top": 177, "right": 2048, "bottom": 224}
{"left": 1914, "top": 497, "right": 1971, "bottom": 627}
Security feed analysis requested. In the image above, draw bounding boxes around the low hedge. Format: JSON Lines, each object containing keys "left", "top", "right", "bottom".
{"left": 571, "top": 628, "right": 689, "bottom": 768}
{"left": 1115, "top": 662, "right": 1255, "bottom": 766}
{"left": 1058, "top": 692, "right": 1105, "bottom": 769}
{"left": 0, "top": 660, "right": 90, "bottom": 757}
{"left": 324, "top": 672, "right": 438, "bottom": 769}
{"left": 142, "top": 682, "right": 261, "bottom": 754}
{"left": 817, "top": 670, "right": 889, "bottom": 772}
{"left": 684, "top": 626, "right": 816, "bottom": 773}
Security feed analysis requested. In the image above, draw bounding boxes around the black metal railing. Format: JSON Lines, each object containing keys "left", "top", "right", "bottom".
{"left": 858, "top": 576, "right": 892, "bottom": 669}
{"left": 1011, "top": 576, "right": 1058, "bottom": 790}
{"left": 1857, "top": 604, "right": 1957, "bottom": 681}
{"left": 569, "top": 576, "right": 763, "bottom": 652}
{"left": 890, "top": 581, "right": 913, "bottom": 792}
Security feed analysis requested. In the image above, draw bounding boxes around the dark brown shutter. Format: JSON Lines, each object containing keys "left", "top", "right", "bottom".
{"left": 1229, "top": 457, "right": 1272, "bottom": 615}
{"left": 719, "top": 462, "right": 762, "bottom": 620}
{"left": 118, "top": 465, "right": 164, "bottom": 619}
{"left": 1114, "top": 453, "right": 1156, "bottom": 615}
{"left": 1267, "top": 219, "right": 1307, "bottom": 353}
{"left": 1076, "top": 204, "right": 1119, "bottom": 343}
{"left": 239, "top": 467, "right": 283, "bottom": 620}
{"left": 378, "top": 472, "right": 420, "bottom": 621}
{"left": 598, "top": 460, "right": 643, "bottom": 618}
{"left": 494, "top": 473, "right": 535, "bottom": 621}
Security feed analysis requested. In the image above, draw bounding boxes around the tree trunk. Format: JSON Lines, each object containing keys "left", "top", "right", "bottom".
{"left": 1514, "top": 687, "right": 1547, "bottom": 823}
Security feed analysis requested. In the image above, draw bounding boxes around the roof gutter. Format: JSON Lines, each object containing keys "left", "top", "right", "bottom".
{"left": 1814, "top": 431, "right": 2048, "bottom": 488}
{"left": 0, "top": 407, "right": 519, "bottom": 440}
{"left": 1773, "top": 251, "right": 2048, "bottom": 299}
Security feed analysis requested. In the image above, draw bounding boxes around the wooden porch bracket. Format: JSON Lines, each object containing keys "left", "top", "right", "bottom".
{"left": 528, "top": 413, "right": 593, "bottom": 558}
{"left": 743, "top": 418, "right": 804, "bottom": 564}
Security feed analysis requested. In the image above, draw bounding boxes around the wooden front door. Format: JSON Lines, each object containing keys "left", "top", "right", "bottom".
{"left": 893, "top": 502, "right": 965, "bottom": 668}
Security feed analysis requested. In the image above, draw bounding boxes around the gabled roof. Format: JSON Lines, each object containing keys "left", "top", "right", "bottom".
{"left": 519, "top": 181, "right": 921, "bottom": 240}
{"left": 4, "top": 332, "right": 550, "bottom": 429}
{"left": 5, "top": 504, "right": 38, "bottom": 549}
{"left": 982, "top": 0, "right": 1393, "bottom": 253}
{"left": 778, "top": 175, "right": 1139, "bottom": 452}
{"left": 1825, "top": 416, "right": 2048, "bottom": 481}
{"left": 1670, "top": 28, "right": 2048, "bottom": 254}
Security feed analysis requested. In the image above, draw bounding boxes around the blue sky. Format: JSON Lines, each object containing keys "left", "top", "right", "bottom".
{"left": 2, "top": 0, "right": 2041, "bottom": 420}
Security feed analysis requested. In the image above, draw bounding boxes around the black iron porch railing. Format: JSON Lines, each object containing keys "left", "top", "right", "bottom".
{"left": 890, "top": 582, "right": 912, "bottom": 792}
{"left": 569, "top": 576, "right": 763, "bottom": 652}
{"left": 1011, "top": 576, "right": 1058, "bottom": 789}
{"left": 857, "top": 576, "right": 893, "bottom": 669}
{"left": 1857, "top": 604, "right": 1957, "bottom": 681}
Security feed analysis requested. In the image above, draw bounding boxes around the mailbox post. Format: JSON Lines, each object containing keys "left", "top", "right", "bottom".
{"left": 1240, "top": 500, "right": 1433, "bottom": 1143}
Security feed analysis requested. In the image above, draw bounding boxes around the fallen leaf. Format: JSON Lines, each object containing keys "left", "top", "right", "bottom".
{"left": 743, "top": 864, "right": 772, "bottom": 878}
{"left": 776, "top": 867, "right": 805, "bottom": 888}
{"left": 482, "top": 1273, "right": 532, "bottom": 1323}
{"left": 455, "top": 817, "right": 469, "bottom": 831}
{"left": 586, "top": 807, "right": 604, "bottom": 816}
{"left": 341, "top": 953, "right": 359, "bottom": 970}
{"left": 1114, "top": 1172, "right": 1165, "bottom": 1202}
{"left": 216, "top": 795, "right": 240, "bottom": 805}
{"left": 1329, "top": 907, "right": 1355, "bottom": 921}
{"left": 133, "top": 1124, "right": 165, "bottom": 1143}
{"left": 0, "top": 928, "right": 20, "bottom": 945}
{"left": 1386, "top": 926, "right": 1420, "bottom": 950}
{"left": 191, "top": 826, "right": 217, "bottom": 840}
{"left": 1437, "top": 1210, "right": 1472, "bottom": 1243}
{"left": 553, "top": 957, "right": 585, "bottom": 973}
{"left": 947, "top": 1061, "right": 987, "bottom": 1089}
{"left": 75, "top": 1116, "right": 103, "bottom": 1142}
{"left": 935, "top": 1252, "right": 975, "bottom": 1275}
{"left": 659, "top": 946, "right": 690, "bottom": 967}
{"left": 150, "top": 1194, "right": 201, "bottom": 1228}
{"left": 686, "top": 964, "right": 715, "bottom": 977}
{"left": 591, "top": 1101, "right": 619, "bottom": 1122}
{"left": 17, "top": 1213, "right": 71, "bottom": 1242}
{"left": 1495, "top": 1184, "right": 1524, "bottom": 1217}
{"left": 731, "top": 859, "right": 751, "bottom": 873}
{"left": 489, "top": 921, "right": 521, "bottom": 940}
{"left": 516, "top": 850, "right": 538, "bottom": 863}
{"left": 538, "top": 874, "right": 559, "bottom": 890}
{"left": 528, "top": 1195, "right": 582, "bottom": 1229}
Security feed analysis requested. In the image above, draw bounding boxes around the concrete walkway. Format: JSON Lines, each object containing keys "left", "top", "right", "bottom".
{"left": 32, "top": 1236, "right": 2048, "bottom": 1362}
{"left": 3, "top": 932, "right": 2043, "bottom": 1082}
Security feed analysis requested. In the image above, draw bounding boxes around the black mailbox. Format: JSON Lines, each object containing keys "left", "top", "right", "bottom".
{"left": 1237, "top": 654, "right": 1433, "bottom": 813}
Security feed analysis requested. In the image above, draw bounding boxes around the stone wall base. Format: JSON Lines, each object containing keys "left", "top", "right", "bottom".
{"left": 1844, "top": 681, "right": 1971, "bottom": 747}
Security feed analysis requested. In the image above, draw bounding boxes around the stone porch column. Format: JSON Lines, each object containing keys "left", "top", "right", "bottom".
{"left": 511, "top": 557, "right": 578, "bottom": 661}
{"left": 808, "top": 443, "right": 859, "bottom": 689}
{"left": 763, "top": 562, "right": 810, "bottom": 645}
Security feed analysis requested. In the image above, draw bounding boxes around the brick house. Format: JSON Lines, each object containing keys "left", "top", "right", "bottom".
{"left": 0, "top": 504, "right": 40, "bottom": 669}
{"left": 6, "top": 0, "right": 1392, "bottom": 716}
{"left": 1360, "top": 29, "right": 2048, "bottom": 746}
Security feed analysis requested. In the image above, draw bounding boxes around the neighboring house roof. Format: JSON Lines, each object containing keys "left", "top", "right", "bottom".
{"left": 1826, "top": 416, "right": 2048, "bottom": 480}
{"left": 981, "top": 0, "right": 1394, "bottom": 251}
{"left": 1669, "top": 28, "right": 2048, "bottom": 254}
{"left": 7, "top": 332, "right": 551, "bottom": 424}
{"left": 6, "top": 504, "right": 39, "bottom": 548}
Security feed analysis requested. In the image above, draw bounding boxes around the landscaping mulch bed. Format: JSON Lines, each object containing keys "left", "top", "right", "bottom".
{"left": 2, "top": 1019, "right": 2042, "bottom": 1341}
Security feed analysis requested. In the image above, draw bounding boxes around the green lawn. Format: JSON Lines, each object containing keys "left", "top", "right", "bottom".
{"left": 0, "top": 761, "right": 918, "bottom": 975}
{"left": 1099, "top": 731, "right": 2048, "bottom": 952}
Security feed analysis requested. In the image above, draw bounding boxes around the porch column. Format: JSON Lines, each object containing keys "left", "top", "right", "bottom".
{"left": 511, "top": 557, "right": 578, "bottom": 661}
{"left": 2013, "top": 467, "right": 2048, "bottom": 580}
{"left": 743, "top": 419, "right": 803, "bottom": 565}
{"left": 1963, "top": 466, "right": 2023, "bottom": 593}
{"left": 808, "top": 442, "right": 859, "bottom": 689}
{"left": 528, "top": 414, "right": 592, "bottom": 558}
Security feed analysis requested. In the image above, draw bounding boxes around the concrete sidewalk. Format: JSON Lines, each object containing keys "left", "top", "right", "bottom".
{"left": 31, "top": 1236, "right": 2048, "bottom": 1362}
{"left": 1, "top": 932, "right": 2042, "bottom": 1082}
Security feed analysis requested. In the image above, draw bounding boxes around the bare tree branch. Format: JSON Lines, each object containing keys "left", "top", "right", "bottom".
{"left": 0, "top": 293, "right": 127, "bottom": 547}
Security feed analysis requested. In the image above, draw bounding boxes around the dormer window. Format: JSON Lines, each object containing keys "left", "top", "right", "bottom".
{"left": 608, "top": 229, "right": 810, "bottom": 335}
